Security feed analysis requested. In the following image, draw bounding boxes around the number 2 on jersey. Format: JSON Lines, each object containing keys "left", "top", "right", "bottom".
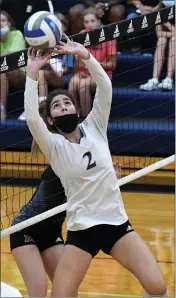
{"left": 83, "top": 152, "right": 96, "bottom": 170}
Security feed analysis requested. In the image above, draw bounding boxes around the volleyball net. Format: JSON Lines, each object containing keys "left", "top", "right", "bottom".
{"left": 0, "top": 5, "right": 175, "bottom": 236}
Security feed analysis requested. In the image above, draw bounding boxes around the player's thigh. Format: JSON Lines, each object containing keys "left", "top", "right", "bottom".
{"left": 110, "top": 231, "right": 166, "bottom": 294}
{"left": 41, "top": 244, "right": 64, "bottom": 281}
{"left": 52, "top": 227, "right": 99, "bottom": 296}
{"left": 10, "top": 231, "right": 47, "bottom": 296}
{"left": 12, "top": 245, "right": 47, "bottom": 295}
{"left": 52, "top": 244, "right": 92, "bottom": 296}
{"left": 39, "top": 223, "right": 65, "bottom": 280}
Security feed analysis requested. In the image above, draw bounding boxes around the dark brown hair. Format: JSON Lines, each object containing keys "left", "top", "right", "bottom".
{"left": 0, "top": 11, "right": 16, "bottom": 30}
{"left": 45, "top": 88, "right": 74, "bottom": 115}
{"left": 55, "top": 12, "right": 68, "bottom": 30}
{"left": 38, "top": 89, "right": 76, "bottom": 133}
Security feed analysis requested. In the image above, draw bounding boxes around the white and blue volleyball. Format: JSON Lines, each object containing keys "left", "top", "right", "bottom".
{"left": 24, "top": 11, "right": 62, "bottom": 49}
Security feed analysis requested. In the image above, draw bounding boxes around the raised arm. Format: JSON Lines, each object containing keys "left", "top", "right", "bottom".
{"left": 53, "top": 34, "right": 112, "bottom": 134}
{"left": 82, "top": 54, "right": 112, "bottom": 133}
{"left": 25, "top": 48, "right": 53, "bottom": 160}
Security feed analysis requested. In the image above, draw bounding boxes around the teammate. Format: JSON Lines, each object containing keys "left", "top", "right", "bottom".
{"left": 24, "top": 34, "right": 168, "bottom": 297}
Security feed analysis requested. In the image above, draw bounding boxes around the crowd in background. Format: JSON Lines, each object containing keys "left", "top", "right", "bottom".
{"left": 0, "top": 0, "right": 175, "bottom": 121}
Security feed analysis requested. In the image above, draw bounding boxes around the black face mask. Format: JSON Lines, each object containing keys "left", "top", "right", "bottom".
{"left": 54, "top": 113, "right": 79, "bottom": 133}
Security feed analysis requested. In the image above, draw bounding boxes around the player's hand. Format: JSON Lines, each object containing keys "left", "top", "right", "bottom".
{"left": 113, "top": 161, "right": 121, "bottom": 180}
{"left": 27, "top": 47, "right": 52, "bottom": 77}
{"left": 53, "top": 33, "right": 90, "bottom": 60}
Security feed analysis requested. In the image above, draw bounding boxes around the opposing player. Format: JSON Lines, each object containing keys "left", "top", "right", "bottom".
{"left": 24, "top": 34, "right": 168, "bottom": 297}
{"left": 10, "top": 165, "right": 66, "bottom": 297}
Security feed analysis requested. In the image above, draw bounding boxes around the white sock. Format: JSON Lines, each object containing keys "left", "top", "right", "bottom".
{"left": 39, "top": 96, "right": 47, "bottom": 103}
{"left": 166, "top": 77, "right": 172, "bottom": 81}
{"left": 152, "top": 77, "right": 159, "bottom": 83}
{"left": 144, "top": 289, "right": 168, "bottom": 297}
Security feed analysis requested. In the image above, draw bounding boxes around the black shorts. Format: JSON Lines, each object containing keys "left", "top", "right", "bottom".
{"left": 10, "top": 225, "right": 64, "bottom": 253}
{"left": 65, "top": 220, "right": 134, "bottom": 257}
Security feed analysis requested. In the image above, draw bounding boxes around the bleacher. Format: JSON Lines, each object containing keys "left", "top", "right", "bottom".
{"left": 1, "top": 53, "right": 174, "bottom": 157}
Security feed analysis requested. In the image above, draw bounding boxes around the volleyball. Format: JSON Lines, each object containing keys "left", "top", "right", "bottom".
{"left": 24, "top": 11, "right": 62, "bottom": 49}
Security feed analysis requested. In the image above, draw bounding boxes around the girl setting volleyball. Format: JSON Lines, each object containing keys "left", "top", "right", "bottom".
{"left": 24, "top": 34, "right": 168, "bottom": 297}
{"left": 10, "top": 107, "right": 121, "bottom": 296}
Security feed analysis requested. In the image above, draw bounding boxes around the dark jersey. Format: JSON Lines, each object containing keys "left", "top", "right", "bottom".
{"left": 12, "top": 165, "right": 66, "bottom": 236}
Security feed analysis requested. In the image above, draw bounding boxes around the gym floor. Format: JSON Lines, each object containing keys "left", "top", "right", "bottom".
{"left": 1, "top": 186, "right": 174, "bottom": 297}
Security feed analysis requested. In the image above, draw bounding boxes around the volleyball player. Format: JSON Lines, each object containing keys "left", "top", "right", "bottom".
{"left": 24, "top": 34, "right": 168, "bottom": 297}
{"left": 10, "top": 164, "right": 121, "bottom": 297}
{"left": 10, "top": 104, "right": 121, "bottom": 297}
{"left": 10, "top": 165, "right": 66, "bottom": 297}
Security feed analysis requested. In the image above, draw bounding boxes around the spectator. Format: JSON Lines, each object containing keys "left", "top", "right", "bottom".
{"left": 140, "top": 22, "right": 175, "bottom": 91}
{"left": 131, "top": 0, "right": 161, "bottom": 15}
{"left": 69, "top": 8, "right": 117, "bottom": 118}
{"left": 55, "top": 12, "right": 69, "bottom": 34}
{"left": 69, "top": 0, "right": 126, "bottom": 34}
{"left": 140, "top": 0, "right": 175, "bottom": 91}
{"left": 125, "top": 1, "right": 138, "bottom": 20}
{"left": 0, "top": 11, "right": 26, "bottom": 121}
{"left": 124, "top": 0, "right": 161, "bottom": 53}
{"left": 38, "top": 54, "right": 75, "bottom": 101}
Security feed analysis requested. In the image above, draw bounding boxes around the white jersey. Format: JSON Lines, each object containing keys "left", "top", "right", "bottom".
{"left": 25, "top": 53, "right": 128, "bottom": 231}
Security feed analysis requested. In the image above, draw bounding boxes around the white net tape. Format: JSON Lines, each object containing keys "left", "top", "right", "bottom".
{"left": 1, "top": 154, "right": 175, "bottom": 238}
